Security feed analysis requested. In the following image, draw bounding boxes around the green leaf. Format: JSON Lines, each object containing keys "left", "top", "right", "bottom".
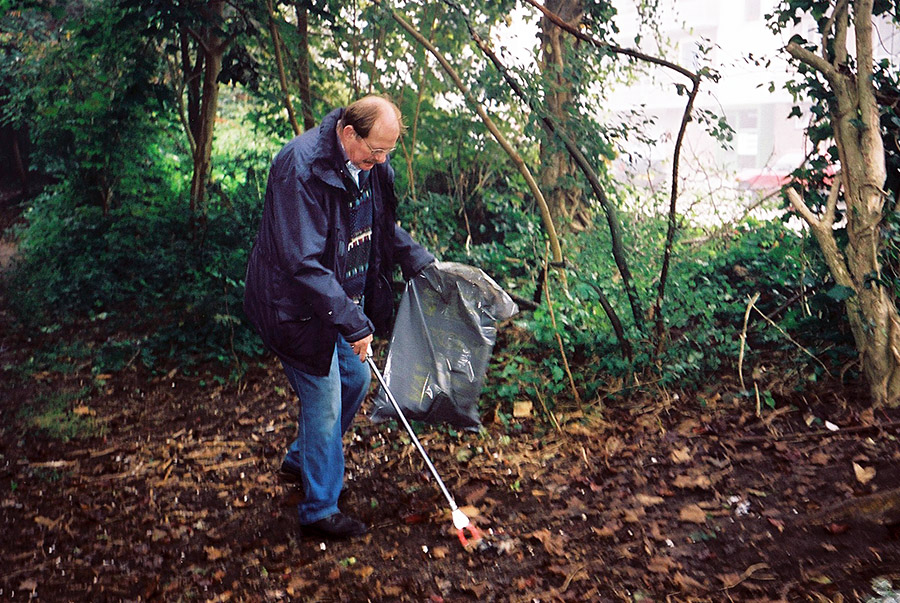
{"left": 825, "top": 285, "right": 855, "bottom": 302}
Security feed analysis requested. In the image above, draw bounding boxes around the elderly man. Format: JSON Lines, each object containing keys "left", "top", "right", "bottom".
{"left": 244, "top": 95, "right": 434, "bottom": 539}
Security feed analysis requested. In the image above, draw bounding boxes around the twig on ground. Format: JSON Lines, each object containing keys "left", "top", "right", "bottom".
{"left": 733, "top": 420, "right": 900, "bottom": 444}
{"left": 753, "top": 304, "right": 833, "bottom": 377}
{"left": 534, "top": 388, "right": 562, "bottom": 433}
{"left": 739, "top": 293, "right": 760, "bottom": 390}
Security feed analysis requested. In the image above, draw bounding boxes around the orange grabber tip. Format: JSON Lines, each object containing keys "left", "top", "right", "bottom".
{"left": 457, "top": 524, "right": 482, "bottom": 547}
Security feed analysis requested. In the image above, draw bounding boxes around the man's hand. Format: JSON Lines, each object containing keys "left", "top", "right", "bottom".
{"left": 351, "top": 334, "right": 373, "bottom": 362}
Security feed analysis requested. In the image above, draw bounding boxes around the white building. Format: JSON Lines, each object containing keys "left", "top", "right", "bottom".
{"left": 607, "top": 0, "right": 900, "bottom": 203}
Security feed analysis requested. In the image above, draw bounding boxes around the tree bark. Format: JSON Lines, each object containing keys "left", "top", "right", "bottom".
{"left": 784, "top": 0, "right": 900, "bottom": 406}
{"left": 538, "top": 0, "right": 587, "bottom": 230}
{"left": 294, "top": 2, "right": 316, "bottom": 131}
{"left": 186, "top": 0, "right": 229, "bottom": 215}
{"left": 267, "top": 0, "right": 300, "bottom": 136}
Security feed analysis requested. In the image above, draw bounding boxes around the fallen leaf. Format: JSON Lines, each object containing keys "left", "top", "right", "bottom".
{"left": 670, "top": 447, "right": 692, "bottom": 464}
{"left": 462, "top": 483, "right": 489, "bottom": 505}
{"left": 623, "top": 508, "right": 644, "bottom": 523}
{"left": 455, "top": 448, "right": 474, "bottom": 463}
{"left": 151, "top": 528, "right": 168, "bottom": 542}
{"left": 458, "top": 505, "right": 480, "bottom": 520}
{"left": 679, "top": 504, "right": 707, "bottom": 524}
{"left": 675, "top": 419, "right": 701, "bottom": 435}
{"left": 204, "top": 545, "right": 230, "bottom": 561}
{"left": 646, "top": 555, "right": 675, "bottom": 573}
{"left": 18, "top": 579, "right": 37, "bottom": 591}
{"left": 72, "top": 405, "right": 95, "bottom": 416}
{"left": 636, "top": 493, "right": 664, "bottom": 506}
{"left": 33, "top": 516, "right": 59, "bottom": 529}
{"left": 674, "top": 572, "right": 705, "bottom": 592}
{"left": 810, "top": 451, "right": 830, "bottom": 465}
{"left": 431, "top": 546, "right": 449, "bottom": 559}
{"left": 860, "top": 407, "right": 876, "bottom": 426}
{"left": 513, "top": 400, "right": 532, "bottom": 418}
{"left": 564, "top": 423, "right": 593, "bottom": 437}
{"left": 825, "top": 523, "right": 849, "bottom": 534}
{"left": 673, "top": 474, "right": 712, "bottom": 489}
{"left": 853, "top": 462, "right": 875, "bottom": 484}
{"left": 591, "top": 524, "right": 617, "bottom": 538}
{"left": 718, "top": 572, "right": 742, "bottom": 588}
{"left": 528, "top": 528, "right": 567, "bottom": 556}
{"left": 604, "top": 436, "right": 624, "bottom": 456}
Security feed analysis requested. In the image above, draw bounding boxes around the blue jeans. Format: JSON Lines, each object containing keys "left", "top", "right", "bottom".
{"left": 281, "top": 337, "right": 371, "bottom": 524}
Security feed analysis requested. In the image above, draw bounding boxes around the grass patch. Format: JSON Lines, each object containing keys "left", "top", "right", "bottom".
{"left": 16, "top": 386, "right": 103, "bottom": 442}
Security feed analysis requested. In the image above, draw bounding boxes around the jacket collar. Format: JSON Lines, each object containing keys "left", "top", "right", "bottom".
{"left": 311, "top": 108, "right": 357, "bottom": 192}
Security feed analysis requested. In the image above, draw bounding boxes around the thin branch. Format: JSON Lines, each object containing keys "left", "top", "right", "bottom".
{"left": 522, "top": 0, "right": 697, "bottom": 80}
{"left": 653, "top": 77, "right": 701, "bottom": 350}
{"left": 786, "top": 41, "right": 840, "bottom": 83}
{"left": 544, "top": 249, "right": 582, "bottom": 408}
{"left": 826, "top": 0, "right": 850, "bottom": 66}
{"left": 752, "top": 303, "right": 834, "bottom": 377}
{"left": 739, "top": 293, "right": 761, "bottom": 390}
{"left": 524, "top": 0, "right": 704, "bottom": 353}
{"left": 442, "top": 0, "right": 640, "bottom": 336}
{"left": 373, "top": 0, "right": 566, "bottom": 272}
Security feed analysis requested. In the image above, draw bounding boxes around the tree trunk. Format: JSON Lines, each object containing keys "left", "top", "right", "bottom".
{"left": 538, "top": 0, "right": 588, "bottom": 231}
{"left": 267, "top": 0, "right": 300, "bottom": 136}
{"left": 294, "top": 2, "right": 315, "bottom": 131}
{"left": 181, "top": 28, "right": 203, "bottom": 147}
{"left": 785, "top": 0, "right": 900, "bottom": 406}
{"left": 187, "top": 0, "right": 228, "bottom": 215}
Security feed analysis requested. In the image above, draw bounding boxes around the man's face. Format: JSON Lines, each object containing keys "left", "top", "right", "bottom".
{"left": 342, "top": 117, "right": 400, "bottom": 171}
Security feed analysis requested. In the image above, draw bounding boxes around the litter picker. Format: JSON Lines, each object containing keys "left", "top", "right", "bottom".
{"left": 366, "top": 350, "right": 482, "bottom": 548}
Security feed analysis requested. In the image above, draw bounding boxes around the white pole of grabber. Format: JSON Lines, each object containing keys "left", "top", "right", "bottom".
{"left": 365, "top": 354, "right": 470, "bottom": 530}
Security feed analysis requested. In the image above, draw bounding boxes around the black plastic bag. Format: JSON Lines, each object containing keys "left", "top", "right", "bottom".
{"left": 370, "top": 262, "right": 519, "bottom": 428}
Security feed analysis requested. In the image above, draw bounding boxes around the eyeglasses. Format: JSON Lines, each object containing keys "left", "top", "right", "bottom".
{"left": 355, "top": 129, "right": 396, "bottom": 157}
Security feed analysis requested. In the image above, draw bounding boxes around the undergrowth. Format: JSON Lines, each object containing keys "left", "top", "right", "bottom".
{"left": 2, "top": 140, "right": 847, "bottom": 426}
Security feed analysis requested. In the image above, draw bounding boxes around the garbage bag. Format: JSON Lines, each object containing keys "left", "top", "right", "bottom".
{"left": 370, "top": 261, "right": 519, "bottom": 428}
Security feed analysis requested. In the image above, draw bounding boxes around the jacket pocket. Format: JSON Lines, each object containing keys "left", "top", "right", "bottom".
{"left": 274, "top": 298, "right": 314, "bottom": 323}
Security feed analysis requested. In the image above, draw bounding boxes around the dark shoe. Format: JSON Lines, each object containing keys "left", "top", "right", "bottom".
{"left": 301, "top": 513, "right": 368, "bottom": 539}
{"left": 277, "top": 461, "right": 304, "bottom": 485}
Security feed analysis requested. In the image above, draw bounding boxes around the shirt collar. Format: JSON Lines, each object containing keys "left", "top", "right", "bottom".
{"left": 336, "top": 126, "right": 363, "bottom": 186}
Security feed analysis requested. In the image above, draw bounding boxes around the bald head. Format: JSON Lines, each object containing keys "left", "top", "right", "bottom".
{"left": 339, "top": 95, "right": 403, "bottom": 139}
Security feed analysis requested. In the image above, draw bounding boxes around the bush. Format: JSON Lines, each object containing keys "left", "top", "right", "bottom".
{"left": 5, "top": 145, "right": 271, "bottom": 375}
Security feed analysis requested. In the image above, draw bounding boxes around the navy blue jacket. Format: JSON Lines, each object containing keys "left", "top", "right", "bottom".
{"left": 243, "top": 108, "right": 434, "bottom": 375}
